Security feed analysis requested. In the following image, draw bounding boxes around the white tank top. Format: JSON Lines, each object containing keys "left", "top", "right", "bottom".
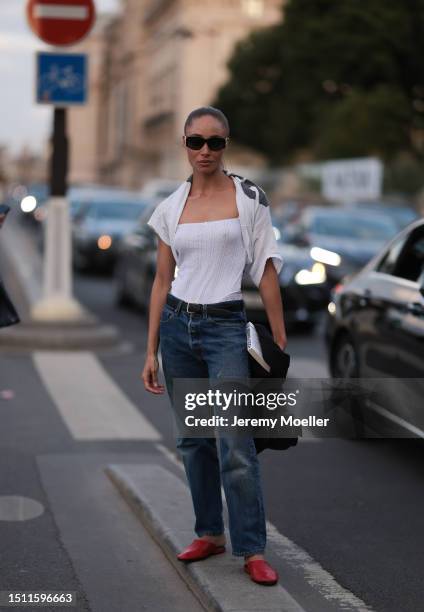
{"left": 170, "top": 217, "right": 247, "bottom": 303}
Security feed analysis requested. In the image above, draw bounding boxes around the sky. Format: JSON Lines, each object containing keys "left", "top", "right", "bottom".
{"left": 0, "top": 0, "right": 119, "bottom": 156}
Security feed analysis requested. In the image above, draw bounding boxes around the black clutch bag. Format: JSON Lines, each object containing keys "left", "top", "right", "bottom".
{"left": 247, "top": 322, "right": 299, "bottom": 454}
{"left": 0, "top": 280, "right": 20, "bottom": 328}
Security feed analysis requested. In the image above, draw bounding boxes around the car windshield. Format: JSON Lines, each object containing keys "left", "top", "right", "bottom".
{"left": 84, "top": 200, "right": 146, "bottom": 220}
{"left": 310, "top": 213, "right": 397, "bottom": 241}
{"left": 386, "top": 208, "right": 418, "bottom": 228}
{"left": 70, "top": 200, "right": 84, "bottom": 217}
{"left": 356, "top": 204, "right": 418, "bottom": 229}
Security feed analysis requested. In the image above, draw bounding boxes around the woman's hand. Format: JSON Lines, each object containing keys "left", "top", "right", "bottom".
{"left": 0, "top": 213, "right": 6, "bottom": 228}
{"left": 141, "top": 352, "right": 165, "bottom": 394}
{"left": 274, "top": 334, "right": 287, "bottom": 352}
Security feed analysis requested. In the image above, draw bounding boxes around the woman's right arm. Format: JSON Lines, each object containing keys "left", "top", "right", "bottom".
{"left": 141, "top": 238, "right": 176, "bottom": 394}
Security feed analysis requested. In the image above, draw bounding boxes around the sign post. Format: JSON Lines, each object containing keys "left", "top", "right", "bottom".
{"left": 26, "top": 0, "right": 95, "bottom": 46}
{"left": 26, "top": 0, "right": 95, "bottom": 321}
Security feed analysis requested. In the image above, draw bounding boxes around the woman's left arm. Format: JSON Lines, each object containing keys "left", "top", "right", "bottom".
{"left": 259, "top": 258, "right": 287, "bottom": 351}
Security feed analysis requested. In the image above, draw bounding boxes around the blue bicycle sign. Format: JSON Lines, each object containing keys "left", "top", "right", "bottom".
{"left": 36, "top": 52, "right": 87, "bottom": 105}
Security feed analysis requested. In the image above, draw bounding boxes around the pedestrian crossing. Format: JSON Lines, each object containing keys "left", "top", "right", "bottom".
{"left": 28, "top": 350, "right": 373, "bottom": 611}
{"left": 32, "top": 351, "right": 161, "bottom": 440}
{"left": 32, "top": 351, "right": 325, "bottom": 443}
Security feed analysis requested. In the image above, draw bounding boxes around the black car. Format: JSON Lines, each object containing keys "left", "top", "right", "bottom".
{"left": 71, "top": 188, "right": 150, "bottom": 272}
{"left": 114, "top": 203, "right": 158, "bottom": 310}
{"left": 241, "top": 241, "right": 330, "bottom": 330}
{"left": 282, "top": 206, "right": 399, "bottom": 287}
{"left": 325, "top": 219, "right": 424, "bottom": 437}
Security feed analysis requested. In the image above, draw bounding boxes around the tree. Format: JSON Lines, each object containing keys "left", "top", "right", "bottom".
{"left": 213, "top": 0, "right": 424, "bottom": 163}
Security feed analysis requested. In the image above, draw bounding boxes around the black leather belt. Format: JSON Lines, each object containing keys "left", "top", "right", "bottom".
{"left": 166, "top": 293, "right": 244, "bottom": 316}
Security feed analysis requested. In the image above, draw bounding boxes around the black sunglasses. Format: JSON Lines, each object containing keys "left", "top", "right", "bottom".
{"left": 184, "top": 135, "right": 229, "bottom": 151}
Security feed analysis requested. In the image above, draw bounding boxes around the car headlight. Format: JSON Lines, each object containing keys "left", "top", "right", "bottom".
{"left": 294, "top": 262, "right": 327, "bottom": 285}
{"left": 327, "top": 301, "right": 336, "bottom": 315}
{"left": 21, "top": 195, "right": 37, "bottom": 212}
{"left": 310, "top": 246, "right": 341, "bottom": 267}
{"left": 97, "top": 234, "right": 112, "bottom": 250}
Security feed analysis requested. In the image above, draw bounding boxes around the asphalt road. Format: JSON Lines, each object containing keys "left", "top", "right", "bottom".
{"left": 72, "top": 269, "right": 424, "bottom": 612}
{"left": 1, "top": 243, "right": 423, "bottom": 612}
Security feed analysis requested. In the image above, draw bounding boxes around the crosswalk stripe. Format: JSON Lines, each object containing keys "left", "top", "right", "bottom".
{"left": 33, "top": 351, "right": 161, "bottom": 440}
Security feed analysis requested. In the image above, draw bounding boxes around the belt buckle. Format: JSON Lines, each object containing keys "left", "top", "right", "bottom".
{"left": 186, "top": 302, "right": 196, "bottom": 314}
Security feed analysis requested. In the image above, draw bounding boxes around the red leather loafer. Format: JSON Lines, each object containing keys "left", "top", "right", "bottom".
{"left": 244, "top": 559, "right": 279, "bottom": 585}
{"left": 177, "top": 539, "right": 226, "bottom": 562}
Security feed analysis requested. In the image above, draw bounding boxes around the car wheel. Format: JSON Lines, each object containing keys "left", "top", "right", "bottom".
{"left": 331, "top": 333, "right": 366, "bottom": 438}
{"left": 114, "top": 267, "right": 132, "bottom": 308}
{"left": 331, "top": 333, "right": 359, "bottom": 378}
{"left": 73, "top": 249, "right": 90, "bottom": 273}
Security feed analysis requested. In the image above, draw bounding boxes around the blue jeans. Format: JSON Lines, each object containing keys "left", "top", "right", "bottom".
{"left": 159, "top": 293, "right": 266, "bottom": 557}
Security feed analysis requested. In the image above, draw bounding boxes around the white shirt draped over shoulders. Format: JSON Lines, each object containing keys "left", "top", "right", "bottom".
{"left": 146, "top": 170, "right": 283, "bottom": 288}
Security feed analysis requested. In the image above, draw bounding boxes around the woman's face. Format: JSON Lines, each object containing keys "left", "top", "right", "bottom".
{"left": 183, "top": 115, "right": 228, "bottom": 175}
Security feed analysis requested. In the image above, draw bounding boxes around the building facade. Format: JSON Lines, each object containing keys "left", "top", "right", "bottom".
{"left": 69, "top": 0, "right": 284, "bottom": 188}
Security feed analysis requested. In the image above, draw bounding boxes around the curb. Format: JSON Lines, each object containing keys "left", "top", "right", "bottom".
{"left": 105, "top": 463, "right": 305, "bottom": 612}
{"left": 0, "top": 216, "right": 124, "bottom": 351}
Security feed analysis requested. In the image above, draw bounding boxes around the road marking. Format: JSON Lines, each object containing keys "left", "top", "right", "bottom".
{"left": 0, "top": 496, "right": 44, "bottom": 521}
{"left": 267, "top": 523, "right": 374, "bottom": 611}
{"left": 33, "top": 351, "right": 161, "bottom": 440}
{"left": 366, "top": 399, "right": 424, "bottom": 438}
{"left": 155, "top": 442, "right": 182, "bottom": 468}
{"left": 155, "top": 441, "right": 374, "bottom": 611}
{"left": 34, "top": 4, "right": 89, "bottom": 20}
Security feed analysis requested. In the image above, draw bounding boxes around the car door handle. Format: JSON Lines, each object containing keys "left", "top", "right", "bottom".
{"left": 406, "top": 302, "right": 424, "bottom": 315}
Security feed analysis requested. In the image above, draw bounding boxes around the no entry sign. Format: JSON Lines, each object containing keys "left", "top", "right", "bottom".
{"left": 26, "top": 0, "right": 96, "bottom": 46}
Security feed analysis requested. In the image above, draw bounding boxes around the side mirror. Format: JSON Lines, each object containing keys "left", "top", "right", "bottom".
{"left": 285, "top": 226, "right": 309, "bottom": 247}
{"left": 291, "top": 231, "right": 309, "bottom": 247}
{"left": 73, "top": 212, "right": 85, "bottom": 224}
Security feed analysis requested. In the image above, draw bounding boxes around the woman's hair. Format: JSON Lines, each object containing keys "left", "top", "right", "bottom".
{"left": 184, "top": 106, "right": 230, "bottom": 136}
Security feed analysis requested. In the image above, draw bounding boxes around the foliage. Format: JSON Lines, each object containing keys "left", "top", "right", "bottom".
{"left": 213, "top": 0, "right": 424, "bottom": 164}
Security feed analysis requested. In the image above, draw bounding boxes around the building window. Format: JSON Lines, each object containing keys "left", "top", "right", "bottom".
{"left": 241, "top": 0, "right": 264, "bottom": 18}
{"left": 114, "top": 81, "right": 128, "bottom": 156}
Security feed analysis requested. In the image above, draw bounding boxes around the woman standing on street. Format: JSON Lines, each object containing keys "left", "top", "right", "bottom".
{"left": 141, "top": 106, "right": 287, "bottom": 586}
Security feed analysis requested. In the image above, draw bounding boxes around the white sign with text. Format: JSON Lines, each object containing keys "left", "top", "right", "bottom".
{"left": 322, "top": 157, "right": 383, "bottom": 203}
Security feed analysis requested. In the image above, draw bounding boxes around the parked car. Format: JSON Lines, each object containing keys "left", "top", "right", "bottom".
{"left": 139, "top": 179, "right": 182, "bottom": 205}
{"left": 241, "top": 241, "right": 330, "bottom": 330}
{"left": 350, "top": 200, "right": 420, "bottom": 231}
{"left": 71, "top": 188, "right": 150, "bottom": 271}
{"left": 114, "top": 201, "right": 157, "bottom": 310}
{"left": 282, "top": 206, "right": 399, "bottom": 287}
{"left": 325, "top": 218, "right": 424, "bottom": 437}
